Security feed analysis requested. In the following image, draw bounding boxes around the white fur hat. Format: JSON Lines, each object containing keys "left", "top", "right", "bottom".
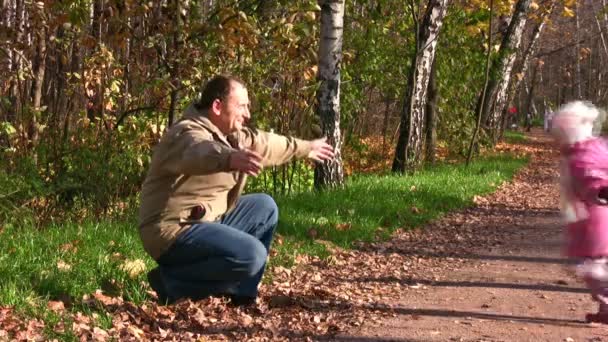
{"left": 551, "top": 101, "right": 603, "bottom": 145}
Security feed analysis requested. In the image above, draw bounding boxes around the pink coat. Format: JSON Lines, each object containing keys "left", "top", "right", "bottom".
{"left": 565, "top": 138, "right": 608, "bottom": 258}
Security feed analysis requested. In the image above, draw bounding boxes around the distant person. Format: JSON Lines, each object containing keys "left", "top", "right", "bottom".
{"left": 551, "top": 101, "right": 608, "bottom": 323}
{"left": 544, "top": 110, "right": 554, "bottom": 132}
{"left": 138, "top": 75, "right": 335, "bottom": 305}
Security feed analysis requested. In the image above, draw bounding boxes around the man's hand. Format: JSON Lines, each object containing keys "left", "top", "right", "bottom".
{"left": 307, "top": 138, "right": 335, "bottom": 162}
{"left": 229, "top": 149, "right": 263, "bottom": 176}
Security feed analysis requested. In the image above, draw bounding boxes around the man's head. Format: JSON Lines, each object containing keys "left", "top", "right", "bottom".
{"left": 196, "top": 75, "right": 250, "bottom": 134}
{"left": 551, "top": 101, "right": 602, "bottom": 146}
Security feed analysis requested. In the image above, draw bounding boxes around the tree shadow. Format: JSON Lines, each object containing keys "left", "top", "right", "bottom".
{"left": 265, "top": 292, "right": 586, "bottom": 341}
{"left": 290, "top": 333, "right": 421, "bottom": 342}
{"left": 338, "top": 276, "right": 586, "bottom": 294}
{"left": 354, "top": 248, "right": 575, "bottom": 265}
{"left": 387, "top": 306, "right": 583, "bottom": 326}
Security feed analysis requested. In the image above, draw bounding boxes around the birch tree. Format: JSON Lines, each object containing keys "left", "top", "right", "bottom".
{"left": 392, "top": 0, "right": 449, "bottom": 173}
{"left": 574, "top": 0, "right": 582, "bottom": 99}
{"left": 315, "top": 0, "right": 345, "bottom": 189}
{"left": 29, "top": 1, "right": 47, "bottom": 148}
{"left": 478, "top": 0, "right": 531, "bottom": 142}
{"left": 501, "top": 1, "right": 555, "bottom": 138}
{"left": 424, "top": 57, "right": 438, "bottom": 164}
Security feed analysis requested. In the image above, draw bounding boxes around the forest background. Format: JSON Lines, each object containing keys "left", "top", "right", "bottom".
{"left": 0, "top": 0, "right": 603, "bottom": 226}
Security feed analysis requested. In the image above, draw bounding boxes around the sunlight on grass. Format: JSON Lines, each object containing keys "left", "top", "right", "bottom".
{"left": 273, "top": 154, "right": 527, "bottom": 263}
{"left": 0, "top": 153, "right": 527, "bottom": 336}
{"left": 503, "top": 130, "right": 527, "bottom": 144}
{"left": 0, "top": 219, "right": 154, "bottom": 323}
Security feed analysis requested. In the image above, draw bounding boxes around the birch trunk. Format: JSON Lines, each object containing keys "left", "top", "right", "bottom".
{"left": 9, "top": 0, "right": 24, "bottom": 123}
{"left": 392, "top": 0, "right": 449, "bottom": 173}
{"left": 29, "top": 5, "right": 46, "bottom": 148}
{"left": 314, "top": 0, "right": 345, "bottom": 189}
{"left": 524, "top": 62, "right": 539, "bottom": 131}
{"left": 424, "top": 57, "right": 438, "bottom": 164}
{"left": 504, "top": 2, "right": 554, "bottom": 123}
{"left": 479, "top": 0, "right": 531, "bottom": 141}
{"left": 466, "top": 0, "right": 494, "bottom": 166}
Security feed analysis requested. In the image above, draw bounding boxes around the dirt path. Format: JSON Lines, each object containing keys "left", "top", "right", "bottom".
{"left": 340, "top": 131, "right": 608, "bottom": 341}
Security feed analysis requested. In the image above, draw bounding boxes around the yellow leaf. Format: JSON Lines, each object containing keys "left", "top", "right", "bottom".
{"left": 530, "top": 1, "right": 539, "bottom": 10}
{"left": 119, "top": 259, "right": 147, "bottom": 278}
{"left": 562, "top": 7, "right": 575, "bottom": 18}
{"left": 47, "top": 301, "right": 65, "bottom": 312}
{"left": 57, "top": 260, "right": 72, "bottom": 272}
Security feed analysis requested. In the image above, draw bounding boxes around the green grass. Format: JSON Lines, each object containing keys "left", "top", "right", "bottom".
{"left": 0, "top": 218, "right": 155, "bottom": 336}
{"left": 272, "top": 154, "right": 527, "bottom": 263}
{"left": 503, "top": 130, "right": 527, "bottom": 144}
{"left": 0, "top": 153, "right": 528, "bottom": 337}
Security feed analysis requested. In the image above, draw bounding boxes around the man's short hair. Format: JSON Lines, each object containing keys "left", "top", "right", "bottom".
{"left": 195, "top": 75, "right": 245, "bottom": 111}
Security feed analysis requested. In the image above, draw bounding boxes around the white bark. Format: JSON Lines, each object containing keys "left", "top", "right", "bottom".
{"left": 393, "top": 0, "right": 449, "bottom": 172}
{"left": 315, "top": 0, "right": 345, "bottom": 188}
{"left": 503, "top": 1, "right": 554, "bottom": 134}
{"left": 1, "top": 0, "right": 13, "bottom": 73}
{"left": 483, "top": 0, "right": 531, "bottom": 135}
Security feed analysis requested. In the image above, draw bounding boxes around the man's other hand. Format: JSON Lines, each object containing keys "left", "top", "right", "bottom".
{"left": 308, "top": 138, "right": 335, "bottom": 163}
{"left": 229, "top": 149, "right": 263, "bottom": 176}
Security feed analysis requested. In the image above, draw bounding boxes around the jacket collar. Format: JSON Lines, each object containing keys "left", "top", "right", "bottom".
{"left": 182, "top": 103, "right": 234, "bottom": 147}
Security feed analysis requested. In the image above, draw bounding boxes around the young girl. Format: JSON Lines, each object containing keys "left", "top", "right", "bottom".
{"left": 551, "top": 101, "right": 608, "bottom": 323}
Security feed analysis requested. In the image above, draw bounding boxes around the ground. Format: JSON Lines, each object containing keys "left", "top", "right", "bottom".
{"left": 3, "top": 129, "right": 605, "bottom": 342}
{"left": 343, "top": 129, "right": 606, "bottom": 342}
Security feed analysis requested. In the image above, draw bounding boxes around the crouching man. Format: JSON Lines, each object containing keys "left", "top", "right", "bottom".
{"left": 138, "top": 75, "right": 334, "bottom": 305}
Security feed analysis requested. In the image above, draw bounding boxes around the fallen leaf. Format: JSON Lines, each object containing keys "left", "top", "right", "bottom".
{"left": 56, "top": 260, "right": 72, "bottom": 272}
{"left": 335, "top": 222, "right": 352, "bottom": 231}
{"left": 119, "top": 259, "right": 146, "bottom": 278}
{"left": 47, "top": 301, "right": 65, "bottom": 312}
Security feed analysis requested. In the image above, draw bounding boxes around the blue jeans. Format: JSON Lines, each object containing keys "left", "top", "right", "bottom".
{"left": 156, "top": 193, "right": 278, "bottom": 301}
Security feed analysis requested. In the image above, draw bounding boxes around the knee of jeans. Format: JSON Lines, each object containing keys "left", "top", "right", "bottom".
{"left": 255, "top": 193, "right": 278, "bottom": 225}
{"left": 241, "top": 241, "right": 268, "bottom": 277}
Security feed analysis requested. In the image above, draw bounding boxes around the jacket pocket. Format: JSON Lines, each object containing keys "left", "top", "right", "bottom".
{"left": 179, "top": 203, "right": 211, "bottom": 225}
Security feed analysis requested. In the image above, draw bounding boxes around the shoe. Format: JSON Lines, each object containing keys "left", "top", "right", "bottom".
{"left": 147, "top": 268, "right": 172, "bottom": 305}
{"left": 585, "top": 312, "right": 608, "bottom": 324}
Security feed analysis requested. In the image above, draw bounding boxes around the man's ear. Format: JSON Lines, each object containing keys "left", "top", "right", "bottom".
{"left": 211, "top": 99, "right": 222, "bottom": 116}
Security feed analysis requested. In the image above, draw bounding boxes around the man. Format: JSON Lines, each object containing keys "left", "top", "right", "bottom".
{"left": 138, "top": 75, "right": 334, "bottom": 305}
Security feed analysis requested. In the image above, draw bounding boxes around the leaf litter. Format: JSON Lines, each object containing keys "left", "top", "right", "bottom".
{"left": 0, "top": 132, "right": 553, "bottom": 341}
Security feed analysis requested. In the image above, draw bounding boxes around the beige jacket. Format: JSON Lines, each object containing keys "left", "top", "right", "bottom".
{"left": 138, "top": 104, "right": 313, "bottom": 260}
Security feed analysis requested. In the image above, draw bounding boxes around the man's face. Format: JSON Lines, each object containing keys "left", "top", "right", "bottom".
{"left": 217, "top": 82, "right": 250, "bottom": 134}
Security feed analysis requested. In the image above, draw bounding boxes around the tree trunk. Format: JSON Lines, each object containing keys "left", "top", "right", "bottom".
{"left": 574, "top": 0, "right": 582, "bottom": 99}
{"left": 478, "top": 0, "right": 531, "bottom": 142}
{"left": 1, "top": 0, "right": 13, "bottom": 125}
{"left": 87, "top": 0, "right": 104, "bottom": 122}
{"left": 167, "top": 0, "right": 183, "bottom": 127}
{"left": 392, "top": 0, "right": 449, "bottom": 173}
{"left": 504, "top": 2, "right": 554, "bottom": 121}
{"left": 524, "top": 62, "right": 539, "bottom": 132}
{"left": 466, "top": 0, "right": 494, "bottom": 166}
{"left": 29, "top": 7, "right": 46, "bottom": 149}
{"left": 314, "top": 0, "right": 345, "bottom": 189}
{"left": 8, "top": 0, "right": 24, "bottom": 124}
{"left": 424, "top": 57, "right": 438, "bottom": 164}
{"left": 382, "top": 96, "right": 392, "bottom": 152}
